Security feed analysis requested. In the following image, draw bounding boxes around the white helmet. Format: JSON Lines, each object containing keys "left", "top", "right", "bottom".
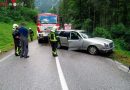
{"left": 12, "top": 24, "right": 18, "bottom": 31}
{"left": 51, "top": 26, "right": 58, "bottom": 32}
{"left": 13, "top": 24, "right": 18, "bottom": 28}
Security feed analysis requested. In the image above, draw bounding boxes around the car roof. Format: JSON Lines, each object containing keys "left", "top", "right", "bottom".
{"left": 57, "top": 29, "right": 85, "bottom": 33}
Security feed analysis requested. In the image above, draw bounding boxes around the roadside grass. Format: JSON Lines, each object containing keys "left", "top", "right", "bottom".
{"left": 109, "top": 49, "right": 130, "bottom": 67}
{"left": 0, "top": 22, "right": 37, "bottom": 52}
{"left": 0, "top": 23, "right": 13, "bottom": 52}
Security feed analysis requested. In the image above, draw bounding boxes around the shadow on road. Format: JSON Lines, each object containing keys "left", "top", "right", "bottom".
{"left": 58, "top": 47, "right": 113, "bottom": 58}
{"left": 37, "top": 42, "right": 113, "bottom": 58}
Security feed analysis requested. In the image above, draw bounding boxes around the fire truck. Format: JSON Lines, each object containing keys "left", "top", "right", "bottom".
{"left": 37, "top": 13, "right": 60, "bottom": 43}
{"left": 0, "top": 0, "right": 16, "bottom": 7}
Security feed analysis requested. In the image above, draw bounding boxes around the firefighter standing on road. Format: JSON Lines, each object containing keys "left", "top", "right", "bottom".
{"left": 12, "top": 24, "right": 21, "bottom": 56}
{"left": 49, "top": 26, "right": 59, "bottom": 57}
{"left": 18, "top": 23, "right": 29, "bottom": 58}
{"left": 29, "top": 28, "right": 34, "bottom": 41}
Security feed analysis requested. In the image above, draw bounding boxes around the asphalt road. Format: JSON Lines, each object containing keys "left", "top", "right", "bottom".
{"left": 0, "top": 41, "right": 130, "bottom": 90}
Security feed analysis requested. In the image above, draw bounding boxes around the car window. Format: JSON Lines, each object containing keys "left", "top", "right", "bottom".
{"left": 59, "top": 31, "right": 70, "bottom": 39}
{"left": 64, "top": 32, "right": 70, "bottom": 38}
{"left": 71, "top": 32, "right": 80, "bottom": 40}
{"left": 59, "top": 31, "right": 65, "bottom": 36}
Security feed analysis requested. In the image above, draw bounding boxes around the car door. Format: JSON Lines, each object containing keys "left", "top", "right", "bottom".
{"left": 59, "top": 31, "right": 70, "bottom": 47}
{"left": 68, "top": 32, "right": 83, "bottom": 50}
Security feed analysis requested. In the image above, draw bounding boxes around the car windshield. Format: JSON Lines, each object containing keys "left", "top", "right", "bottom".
{"left": 80, "top": 33, "right": 89, "bottom": 39}
{"left": 79, "top": 31, "right": 91, "bottom": 39}
{"left": 39, "top": 15, "right": 57, "bottom": 24}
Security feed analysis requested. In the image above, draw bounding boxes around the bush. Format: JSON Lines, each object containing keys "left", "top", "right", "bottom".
{"left": 110, "top": 23, "right": 130, "bottom": 50}
{"left": 110, "top": 23, "right": 126, "bottom": 39}
{"left": 93, "top": 27, "right": 112, "bottom": 39}
{"left": 123, "top": 29, "right": 130, "bottom": 50}
{"left": 114, "top": 39, "right": 127, "bottom": 50}
{"left": 20, "top": 7, "right": 38, "bottom": 21}
{"left": 0, "top": 16, "right": 13, "bottom": 23}
{"left": 72, "top": 19, "right": 83, "bottom": 29}
{"left": 82, "top": 18, "right": 92, "bottom": 34}
{"left": 0, "top": 7, "right": 38, "bottom": 23}
{"left": 9, "top": 10, "right": 21, "bottom": 21}
{"left": 124, "top": 43, "right": 130, "bottom": 50}
{"left": 124, "top": 29, "right": 130, "bottom": 42}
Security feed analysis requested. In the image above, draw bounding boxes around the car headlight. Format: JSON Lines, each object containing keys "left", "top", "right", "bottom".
{"left": 104, "top": 43, "right": 109, "bottom": 48}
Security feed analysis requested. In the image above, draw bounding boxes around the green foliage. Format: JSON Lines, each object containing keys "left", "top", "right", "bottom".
{"left": 93, "top": 27, "right": 111, "bottom": 39}
{"left": 109, "top": 24, "right": 130, "bottom": 50}
{"left": 0, "top": 7, "right": 38, "bottom": 23}
{"left": 82, "top": 19, "right": 91, "bottom": 29}
{"left": 0, "top": 16, "right": 12, "bottom": 23}
{"left": 114, "top": 39, "right": 127, "bottom": 50}
{"left": 124, "top": 29, "right": 130, "bottom": 42}
{"left": 0, "top": 23, "right": 14, "bottom": 51}
{"left": 82, "top": 18, "right": 92, "bottom": 34}
{"left": 17, "top": 0, "right": 35, "bottom": 8}
{"left": 59, "top": 0, "right": 130, "bottom": 29}
{"left": 20, "top": 7, "right": 38, "bottom": 21}
{"left": 124, "top": 43, "right": 130, "bottom": 51}
{"left": 124, "top": 29, "right": 130, "bottom": 50}
{"left": 110, "top": 23, "right": 126, "bottom": 39}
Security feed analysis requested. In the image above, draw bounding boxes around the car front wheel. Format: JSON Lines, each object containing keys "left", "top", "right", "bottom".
{"left": 88, "top": 46, "right": 98, "bottom": 55}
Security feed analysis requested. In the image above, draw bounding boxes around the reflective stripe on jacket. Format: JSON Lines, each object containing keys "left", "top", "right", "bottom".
{"left": 49, "top": 32, "right": 58, "bottom": 42}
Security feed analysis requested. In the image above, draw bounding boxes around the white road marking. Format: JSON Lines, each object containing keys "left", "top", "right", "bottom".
{"left": 0, "top": 52, "right": 14, "bottom": 62}
{"left": 106, "top": 58, "right": 130, "bottom": 73}
{"left": 115, "top": 61, "right": 129, "bottom": 73}
{"left": 55, "top": 57, "right": 69, "bottom": 90}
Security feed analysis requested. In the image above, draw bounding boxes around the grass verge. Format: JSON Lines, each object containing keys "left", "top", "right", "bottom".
{"left": 109, "top": 49, "right": 130, "bottom": 67}
{"left": 0, "top": 22, "right": 37, "bottom": 52}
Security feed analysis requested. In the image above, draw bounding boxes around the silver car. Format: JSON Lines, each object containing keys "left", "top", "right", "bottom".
{"left": 58, "top": 30, "right": 114, "bottom": 55}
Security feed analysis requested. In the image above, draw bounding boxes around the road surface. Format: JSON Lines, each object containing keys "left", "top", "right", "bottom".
{"left": 0, "top": 41, "right": 130, "bottom": 90}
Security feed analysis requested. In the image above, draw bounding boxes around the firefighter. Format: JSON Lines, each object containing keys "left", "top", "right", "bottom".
{"left": 12, "top": 24, "right": 21, "bottom": 56}
{"left": 49, "top": 26, "right": 59, "bottom": 57}
{"left": 29, "top": 28, "right": 34, "bottom": 41}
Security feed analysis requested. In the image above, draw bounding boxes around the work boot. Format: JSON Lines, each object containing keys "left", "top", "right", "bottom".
{"left": 24, "top": 56, "right": 29, "bottom": 58}
{"left": 20, "top": 55, "right": 24, "bottom": 58}
{"left": 15, "top": 53, "right": 19, "bottom": 56}
{"left": 53, "top": 54, "right": 58, "bottom": 57}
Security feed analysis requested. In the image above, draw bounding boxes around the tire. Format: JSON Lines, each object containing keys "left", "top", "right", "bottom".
{"left": 38, "top": 39, "right": 41, "bottom": 43}
{"left": 87, "top": 46, "right": 98, "bottom": 55}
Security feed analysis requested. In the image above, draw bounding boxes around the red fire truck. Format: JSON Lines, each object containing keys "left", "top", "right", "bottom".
{"left": 37, "top": 13, "right": 60, "bottom": 43}
{"left": 0, "top": 0, "right": 16, "bottom": 7}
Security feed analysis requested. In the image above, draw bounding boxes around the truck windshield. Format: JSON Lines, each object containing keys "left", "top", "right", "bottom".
{"left": 39, "top": 16, "right": 57, "bottom": 24}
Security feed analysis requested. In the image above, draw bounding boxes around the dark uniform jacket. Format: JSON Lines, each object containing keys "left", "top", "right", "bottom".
{"left": 12, "top": 30, "right": 20, "bottom": 40}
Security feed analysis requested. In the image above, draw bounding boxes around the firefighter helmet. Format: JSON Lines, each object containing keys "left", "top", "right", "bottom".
{"left": 51, "top": 26, "right": 58, "bottom": 32}
{"left": 12, "top": 24, "right": 18, "bottom": 31}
